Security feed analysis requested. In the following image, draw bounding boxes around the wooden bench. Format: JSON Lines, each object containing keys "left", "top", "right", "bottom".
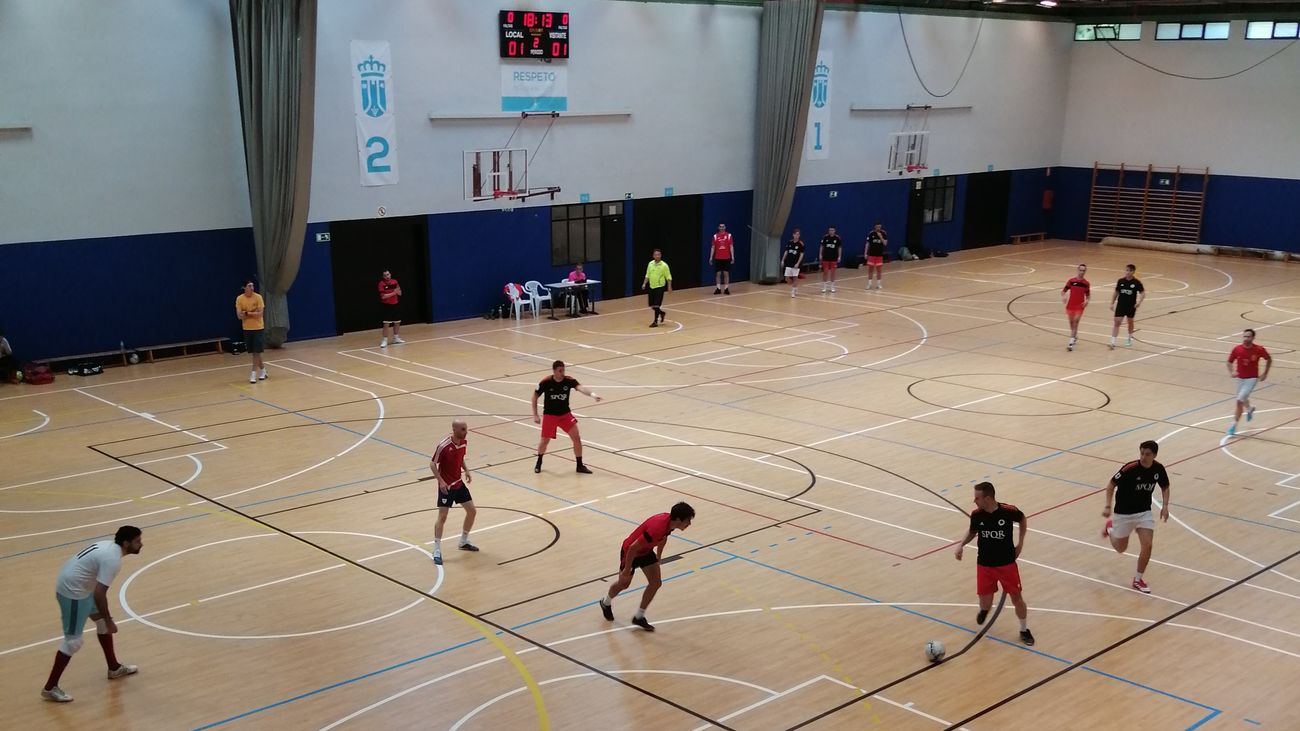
{"left": 1010, "top": 232, "right": 1047, "bottom": 244}
{"left": 138, "top": 338, "right": 228, "bottom": 363}
{"left": 37, "top": 337, "right": 229, "bottom": 370}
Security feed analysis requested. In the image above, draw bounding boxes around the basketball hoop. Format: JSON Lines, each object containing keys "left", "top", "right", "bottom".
{"left": 887, "top": 105, "right": 932, "bottom": 176}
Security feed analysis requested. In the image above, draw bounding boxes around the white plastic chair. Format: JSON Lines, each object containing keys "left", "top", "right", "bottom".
{"left": 505, "top": 283, "right": 533, "bottom": 320}
{"left": 523, "top": 280, "right": 552, "bottom": 319}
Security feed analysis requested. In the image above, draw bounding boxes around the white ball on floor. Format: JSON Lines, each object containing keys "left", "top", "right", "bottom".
{"left": 924, "top": 640, "right": 945, "bottom": 662}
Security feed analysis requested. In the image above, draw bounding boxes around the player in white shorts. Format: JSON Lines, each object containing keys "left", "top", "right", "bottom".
{"left": 1101, "top": 441, "right": 1170, "bottom": 593}
{"left": 782, "top": 230, "right": 806, "bottom": 297}
{"left": 41, "top": 526, "right": 144, "bottom": 702}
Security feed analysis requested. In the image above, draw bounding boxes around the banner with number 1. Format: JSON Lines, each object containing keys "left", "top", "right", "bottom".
{"left": 352, "top": 41, "right": 399, "bottom": 186}
{"left": 805, "top": 51, "right": 831, "bottom": 161}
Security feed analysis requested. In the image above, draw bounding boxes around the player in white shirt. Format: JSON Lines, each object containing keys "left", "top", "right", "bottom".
{"left": 41, "top": 526, "right": 144, "bottom": 703}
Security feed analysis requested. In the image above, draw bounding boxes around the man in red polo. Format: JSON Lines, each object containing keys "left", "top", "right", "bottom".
{"left": 710, "top": 223, "right": 734, "bottom": 295}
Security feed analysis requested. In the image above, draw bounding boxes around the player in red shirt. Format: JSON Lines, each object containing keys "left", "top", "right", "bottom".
{"left": 430, "top": 419, "right": 476, "bottom": 565}
{"left": 378, "top": 270, "right": 404, "bottom": 348}
{"left": 1226, "top": 328, "right": 1272, "bottom": 436}
{"left": 710, "top": 223, "right": 734, "bottom": 295}
{"left": 599, "top": 502, "right": 695, "bottom": 631}
{"left": 955, "top": 482, "right": 1034, "bottom": 645}
{"left": 1061, "top": 263, "right": 1090, "bottom": 351}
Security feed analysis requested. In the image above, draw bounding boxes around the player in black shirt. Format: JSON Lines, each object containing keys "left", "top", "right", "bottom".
{"left": 1102, "top": 440, "right": 1170, "bottom": 593}
{"left": 818, "top": 226, "right": 843, "bottom": 293}
{"left": 864, "top": 222, "right": 887, "bottom": 290}
{"left": 531, "top": 360, "right": 602, "bottom": 474}
{"left": 1109, "top": 264, "right": 1145, "bottom": 350}
{"left": 955, "top": 481, "right": 1034, "bottom": 645}
{"left": 782, "top": 229, "right": 806, "bottom": 297}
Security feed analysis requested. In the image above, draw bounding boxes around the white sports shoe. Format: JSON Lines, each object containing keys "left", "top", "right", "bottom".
{"left": 108, "top": 664, "right": 138, "bottom": 679}
{"left": 830, "top": 284, "right": 836, "bottom": 293}
{"left": 380, "top": 338, "right": 388, "bottom": 348}
{"left": 41, "top": 686, "right": 72, "bottom": 702}
{"left": 259, "top": 368, "right": 268, "bottom": 381}
{"left": 249, "top": 371, "right": 257, "bottom": 384}
{"left": 393, "top": 336, "right": 405, "bottom": 344}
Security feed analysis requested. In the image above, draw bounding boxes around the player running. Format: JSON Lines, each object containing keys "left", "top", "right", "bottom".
{"left": 955, "top": 482, "right": 1035, "bottom": 645}
{"left": 1109, "top": 264, "right": 1145, "bottom": 349}
{"left": 1101, "top": 440, "right": 1170, "bottom": 593}
{"left": 533, "top": 360, "right": 602, "bottom": 473}
{"left": 430, "top": 419, "right": 477, "bottom": 565}
{"left": 1226, "top": 328, "right": 1272, "bottom": 436}
{"left": 1062, "top": 263, "right": 1090, "bottom": 351}
{"left": 598, "top": 502, "right": 695, "bottom": 631}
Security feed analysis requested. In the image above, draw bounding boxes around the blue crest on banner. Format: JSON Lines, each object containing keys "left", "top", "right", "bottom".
{"left": 358, "top": 55, "right": 388, "bottom": 118}
{"left": 811, "top": 61, "right": 830, "bottom": 109}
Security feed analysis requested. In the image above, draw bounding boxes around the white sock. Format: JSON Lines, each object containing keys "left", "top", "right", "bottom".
{"left": 1019, "top": 617, "right": 1028, "bottom": 631}
{"left": 460, "top": 531, "right": 470, "bottom": 545}
{"left": 1109, "top": 337, "right": 1116, "bottom": 344}
{"left": 433, "top": 539, "right": 442, "bottom": 552}
{"left": 600, "top": 596, "right": 610, "bottom": 607}
{"left": 1135, "top": 571, "right": 1144, "bottom": 581}
{"left": 634, "top": 608, "right": 645, "bottom": 619}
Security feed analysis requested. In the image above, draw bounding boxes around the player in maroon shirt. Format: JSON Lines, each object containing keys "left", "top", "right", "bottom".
{"left": 1061, "top": 263, "right": 1090, "bottom": 351}
{"left": 1226, "top": 328, "right": 1272, "bottom": 436}
{"left": 598, "top": 502, "right": 695, "bottom": 631}
{"left": 955, "top": 482, "right": 1034, "bottom": 645}
{"left": 430, "top": 419, "right": 476, "bottom": 565}
{"left": 378, "top": 270, "right": 404, "bottom": 348}
{"left": 710, "top": 223, "right": 734, "bottom": 295}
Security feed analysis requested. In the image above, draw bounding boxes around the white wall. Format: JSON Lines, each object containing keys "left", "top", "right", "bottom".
{"left": 800, "top": 10, "right": 1074, "bottom": 185}
{"left": 308, "top": 0, "right": 761, "bottom": 222}
{"left": 0, "top": 0, "right": 250, "bottom": 245}
{"left": 1061, "top": 21, "right": 1300, "bottom": 178}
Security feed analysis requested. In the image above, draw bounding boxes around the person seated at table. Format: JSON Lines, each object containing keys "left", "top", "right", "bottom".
{"left": 567, "top": 262, "right": 590, "bottom": 314}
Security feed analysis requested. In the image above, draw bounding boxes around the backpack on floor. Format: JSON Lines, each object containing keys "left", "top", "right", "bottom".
{"left": 23, "top": 362, "right": 55, "bottom": 385}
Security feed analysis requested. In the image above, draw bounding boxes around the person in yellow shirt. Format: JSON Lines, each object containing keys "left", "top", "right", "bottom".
{"left": 641, "top": 249, "right": 673, "bottom": 328}
{"left": 235, "top": 280, "right": 267, "bottom": 384}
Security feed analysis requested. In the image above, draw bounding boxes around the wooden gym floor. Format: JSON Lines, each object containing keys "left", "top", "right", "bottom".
{"left": 2, "top": 241, "right": 1298, "bottom": 730}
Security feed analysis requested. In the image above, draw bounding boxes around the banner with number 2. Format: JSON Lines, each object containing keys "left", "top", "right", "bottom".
{"left": 352, "top": 40, "right": 399, "bottom": 186}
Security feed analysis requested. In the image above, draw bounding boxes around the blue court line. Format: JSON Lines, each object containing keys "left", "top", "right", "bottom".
{"left": 1185, "top": 709, "right": 1223, "bottom": 730}
{"left": 1245, "top": 718, "right": 1262, "bottom": 725}
{"left": 193, "top": 572, "right": 688, "bottom": 730}
{"left": 241, "top": 395, "right": 429, "bottom": 460}
{"left": 0, "top": 470, "right": 408, "bottom": 562}
{"left": 700, "top": 556, "right": 739, "bottom": 571}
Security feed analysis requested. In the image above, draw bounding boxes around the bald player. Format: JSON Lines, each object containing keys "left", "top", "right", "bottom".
{"left": 431, "top": 419, "right": 477, "bottom": 566}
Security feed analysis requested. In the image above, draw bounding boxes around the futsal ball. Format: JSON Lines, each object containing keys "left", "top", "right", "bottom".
{"left": 924, "top": 640, "right": 946, "bottom": 663}
{"left": 127, "top": 352, "right": 140, "bottom": 365}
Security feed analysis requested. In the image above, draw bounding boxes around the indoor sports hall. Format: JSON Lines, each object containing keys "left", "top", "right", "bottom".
{"left": 1, "top": 2, "right": 1297, "bottom": 729}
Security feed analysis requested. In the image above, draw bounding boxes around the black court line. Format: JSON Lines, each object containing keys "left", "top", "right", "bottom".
{"left": 905, "top": 373, "right": 1112, "bottom": 416}
{"left": 786, "top": 592, "right": 1009, "bottom": 730}
{"left": 382, "top": 505, "right": 560, "bottom": 566}
{"left": 604, "top": 444, "right": 817, "bottom": 501}
{"left": 478, "top": 511, "right": 819, "bottom": 617}
{"left": 86, "top": 444, "right": 737, "bottom": 731}
{"left": 941, "top": 547, "right": 1300, "bottom": 730}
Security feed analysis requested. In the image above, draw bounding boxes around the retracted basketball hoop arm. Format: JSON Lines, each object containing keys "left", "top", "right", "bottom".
{"left": 467, "top": 111, "right": 562, "bottom": 202}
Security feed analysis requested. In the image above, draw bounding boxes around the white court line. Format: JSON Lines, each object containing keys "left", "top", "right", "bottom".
{"left": 335, "top": 350, "right": 460, "bottom": 384}
{"left": 547, "top": 499, "right": 598, "bottom": 514}
{"left": 0, "top": 409, "right": 49, "bottom": 440}
{"left": 0, "top": 453, "right": 200, "bottom": 514}
{"left": 75, "top": 388, "right": 218, "bottom": 446}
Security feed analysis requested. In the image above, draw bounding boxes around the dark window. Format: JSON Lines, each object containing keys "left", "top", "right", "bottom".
{"left": 922, "top": 176, "right": 956, "bottom": 224}
{"left": 551, "top": 202, "right": 609, "bottom": 266}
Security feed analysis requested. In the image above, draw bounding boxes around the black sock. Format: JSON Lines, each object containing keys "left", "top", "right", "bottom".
{"left": 535, "top": 454, "right": 543, "bottom": 465}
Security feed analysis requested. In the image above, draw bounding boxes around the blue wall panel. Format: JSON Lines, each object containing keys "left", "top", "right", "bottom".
{"left": 0, "top": 228, "right": 255, "bottom": 361}
{"left": 1048, "top": 166, "right": 1093, "bottom": 242}
{"left": 1202, "top": 174, "right": 1300, "bottom": 253}
{"left": 1007, "top": 168, "right": 1050, "bottom": 238}
{"left": 286, "top": 222, "right": 339, "bottom": 341}
{"left": 786, "top": 179, "right": 910, "bottom": 260}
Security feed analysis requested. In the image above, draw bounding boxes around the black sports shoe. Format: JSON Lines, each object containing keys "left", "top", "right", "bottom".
{"left": 631, "top": 615, "right": 655, "bottom": 632}
{"left": 650, "top": 321, "right": 658, "bottom": 328}
{"left": 976, "top": 609, "right": 988, "bottom": 625}
{"left": 458, "top": 542, "right": 479, "bottom": 552}
{"left": 1020, "top": 628, "right": 1035, "bottom": 646}
{"left": 659, "top": 310, "right": 666, "bottom": 322}
{"left": 713, "top": 288, "right": 721, "bottom": 295}
{"left": 576, "top": 463, "right": 593, "bottom": 474}
{"left": 724, "top": 288, "right": 730, "bottom": 295}
{"left": 534, "top": 457, "right": 543, "bottom": 474}
{"left": 599, "top": 600, "right": 613, "bottom": 621}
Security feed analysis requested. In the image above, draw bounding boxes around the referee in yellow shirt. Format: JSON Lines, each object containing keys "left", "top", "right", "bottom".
{"left": 642, "top": 249, "right": 673, "bottom": 328}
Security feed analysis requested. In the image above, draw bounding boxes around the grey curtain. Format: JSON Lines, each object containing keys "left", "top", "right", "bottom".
{"left": 749, "top": 0, "right": 824, "bottom": 284}
{"left": 229, "top": 0, "right": 317, "bottom": 347}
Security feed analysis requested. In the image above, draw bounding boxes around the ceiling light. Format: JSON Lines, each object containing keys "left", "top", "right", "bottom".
{"left": 1038, "top": 0, "right": 1058, "bottom": 6}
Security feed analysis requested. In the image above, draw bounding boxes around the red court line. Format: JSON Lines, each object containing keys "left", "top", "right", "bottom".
{"left": 467, "top": 424, "right": 922, "bottom": 561}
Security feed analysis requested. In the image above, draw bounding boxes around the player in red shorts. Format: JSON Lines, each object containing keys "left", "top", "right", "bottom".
{"left": 863, "top": 222, "right": 887, "bottom": 290}
{"left": 710, "top": 223, "right": 734, "bottom": 295}
{"left": 532, "top": 360, "right": 602, "bottom": 474}
{"left": 1061, "top": 263, "right": 1090, "bottom": 351}
{"left": 430, "top": 419, "right": 476, "bottom": 566}
{"left": 598, "top": 502, "right": 695, "bottom": 631}
{"left": 955, "top": 481, "right": 1034, "bottom": 645}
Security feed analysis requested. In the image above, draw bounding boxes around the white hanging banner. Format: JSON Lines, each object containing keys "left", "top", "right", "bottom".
{"left": 500, "top": 66, "right": 568, "bottom": 112}
{"left": 805, "top": 51, "right": 831, "bottom": 160}
{"left": 352, "top": 40, "right": 399, "bottom": 186}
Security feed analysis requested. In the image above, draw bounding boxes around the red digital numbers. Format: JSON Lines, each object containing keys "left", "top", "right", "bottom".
{"left": 502, "top": 10, "right": 568, "bottom": 58}
{"left": 506, "top": 11, "right": 514, "bottom": 23}
{"left": 562, "top": 13, "right": 569, "bottom": 25}
{"left": 524, "top": 12, "right": 536, "bottom": 28}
